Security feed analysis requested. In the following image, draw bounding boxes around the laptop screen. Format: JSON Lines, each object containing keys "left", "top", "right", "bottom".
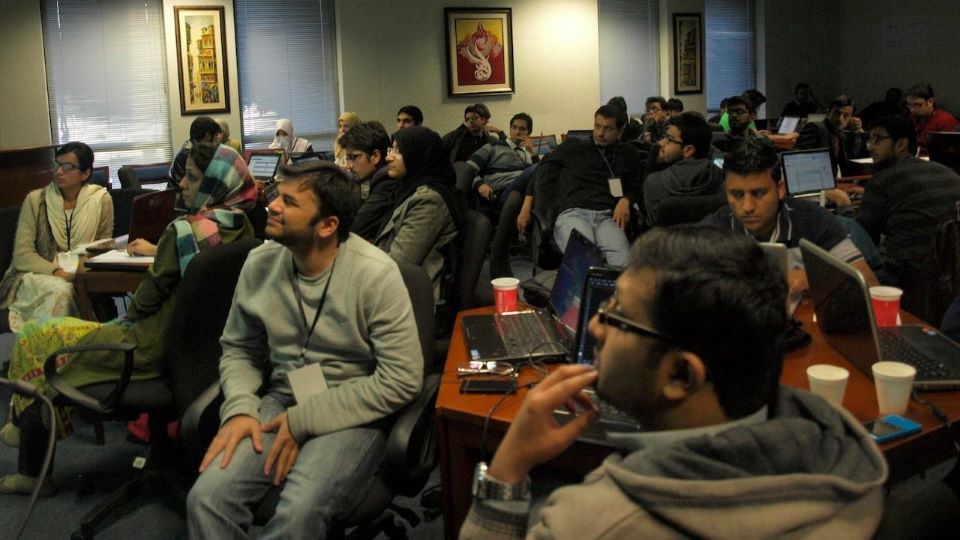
{"left": 573, "top": 268, "right": 618, "bottom": 365}
{"left": 249, "top": 153, "right": 282, "bottom": 180}
{"left": 800, "top": 239, "right": 880, "bottom": 370}
{"left": 549, "top": 229, "right": 603, "bottom": 333}
{"left": 781, "top": 149, "right": 836, "bottom": 195}
{"left": 530, "top": 135, "right": 558, "bottom": 156}
{"left": 778, "top": 116, "right": 800, "bottom": 135}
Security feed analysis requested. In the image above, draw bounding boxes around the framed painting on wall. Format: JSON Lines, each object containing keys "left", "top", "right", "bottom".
{"left": 673, "top": 13, "right": 703, "bottom": 95}
{"left": 174, "top": 6, "right": 230, "bottom": 115}
{"left": 444, "top": 8, "right": 515, "bottom": 96}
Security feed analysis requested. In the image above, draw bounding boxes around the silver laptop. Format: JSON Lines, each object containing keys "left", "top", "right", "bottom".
{"left": 781, "top": 148, "right": 836, "bottom": 197}
{"left": 800, "top": 238, "right": 960, "bottom": 390}
{"left": 248, "top": 153, "right": 282, "bottom": 181}
{"left": 778, "top": 116, "right": 801, "bottom": 135}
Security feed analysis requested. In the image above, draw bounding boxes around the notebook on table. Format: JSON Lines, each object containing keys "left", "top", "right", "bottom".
{"left": 800, "top": 238, "right": 960, "bottom": 390}
{"left": 462, "top": 229, "right": 601, "bottom": 364}
{"left": 781, "top": 148, "right": 836, "bottom": 197}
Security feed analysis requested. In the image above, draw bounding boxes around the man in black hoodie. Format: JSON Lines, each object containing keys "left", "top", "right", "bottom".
{"left": 643, "top": 112, "right": 724, "bottom": 226}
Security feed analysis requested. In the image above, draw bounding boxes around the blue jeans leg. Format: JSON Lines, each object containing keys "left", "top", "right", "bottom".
{"left": 592, "top": 211, "right": 630, "bottom": 268}
{"left": 187, "top": 394, "right": 387, "bottom": 540}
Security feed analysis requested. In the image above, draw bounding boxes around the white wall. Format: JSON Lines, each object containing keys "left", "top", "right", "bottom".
{"left": 763, "top": 0, "right": 960, "bottom": 119}
{"left": 0, "top": 0, "right": 51, "bottom": 148}
{"left": 336, "top": 0, "right": 601, "bottom": 137}
{"left": 162, "top": 0, "right": 243, "bottom": 145}
{"left": 659, "top": 0, "right": 707, "bottom": 114}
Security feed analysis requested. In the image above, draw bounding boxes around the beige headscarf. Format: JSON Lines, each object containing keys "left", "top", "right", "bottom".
{"left": 334, "top": 112, "right": 361, "bottom": 165}
{"left": 44, "top": 182, "right": 110, "bottom": 251}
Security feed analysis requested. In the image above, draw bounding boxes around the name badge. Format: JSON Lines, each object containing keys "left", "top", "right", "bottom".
{"left": 608, "top": 177, "right": 623, "bottom": 197}
{"left": 287, "top": 362, "right": 328, "bottom": 405}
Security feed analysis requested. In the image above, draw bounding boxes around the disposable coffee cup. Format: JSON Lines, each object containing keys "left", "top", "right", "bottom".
{"left": 491, "top": 277, "right": 520, "bottom": 313}
{"left": 806, "top": 364, "right": 849, "bottom": 407}
{"left": 57, "top": 252, "right": 80, "bottom": 274}
{"left": 872, "top": 361, "right": 916, "bottom": 415}
{"left": 869, "top": 286, "right": 903, "bottom": 327}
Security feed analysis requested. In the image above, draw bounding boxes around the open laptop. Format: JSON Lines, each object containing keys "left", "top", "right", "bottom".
{"left": 800, "top": 238, "right": 960, "bottom": 389}
{"left": 781, "top": 148, "right": 836, "bottom": 197}
{"left": 248, "top": 153, "right": 282, "bottom": 181}
{"left": 462, "top": 229, "right": 601, "bottom": 363}
{"left": 777, "top": 116, "right": 801, "bottom": 135}
{"left": 87, "top": 189, "right": 178, "bottom": 253}
{"left": 529, "top": 134, "right": 558, "bottom": 157}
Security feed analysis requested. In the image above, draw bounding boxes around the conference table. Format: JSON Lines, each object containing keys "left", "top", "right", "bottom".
{"left": 74, "top": 251, "right": 151, "bottom": 321}
{"left": 435, "top": 303, "right": 960, "bottom": 539}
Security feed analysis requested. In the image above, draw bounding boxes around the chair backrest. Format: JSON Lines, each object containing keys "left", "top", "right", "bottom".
{"left": 89, "top": 166, "right": 110, "bottom": 189}
{"left": 165, "top": 237, "right": 263, "bottom": 411}
{"left": 455, "top": 210, "right": 492, "bottom": 312}
{"left": 653, "top": 194, "right": 728, "bottom": 226}
{"left": 110, "top": 187, "right": 152, "bottom": 238}
{"left": 396, "top": 262, "right": 435, "bottom": 371}
{"left": 128, "top": 162, "right": 172, "bottom": 188}
{"left": 117, "top": 165, "right": 142, "bottom": 190}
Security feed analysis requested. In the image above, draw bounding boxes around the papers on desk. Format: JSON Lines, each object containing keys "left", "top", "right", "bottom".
{"left": 87, "top": 249, "right": 154, "bottom": 265}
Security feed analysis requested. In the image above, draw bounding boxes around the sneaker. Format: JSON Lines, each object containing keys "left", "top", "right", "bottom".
{"left": 0, "top": 474, "right": 58, "bottom": 497}
{"left": 0, "top": 423, "right": 19, "bottom": 448}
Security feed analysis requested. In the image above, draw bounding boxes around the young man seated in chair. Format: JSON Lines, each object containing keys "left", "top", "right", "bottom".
{"left": 516, "top": 104, "right": 643, "bottom": 268}
{"left": 187, "top": 162, "right": 423, "bottom": 539}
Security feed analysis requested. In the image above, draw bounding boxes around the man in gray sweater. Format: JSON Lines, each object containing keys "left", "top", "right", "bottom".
{"left": 187, "top": 162, "right": 423, "bottom": 539}
{"left": 461, "top": 226, "right": 887, "bottom": 539}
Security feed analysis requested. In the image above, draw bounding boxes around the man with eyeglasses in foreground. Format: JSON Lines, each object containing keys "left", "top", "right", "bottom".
{"left": 460, "top": 226, "right": 888, "bottom": 539}
{"left": 854, "top": 115, "right": 960, "bottom": 286}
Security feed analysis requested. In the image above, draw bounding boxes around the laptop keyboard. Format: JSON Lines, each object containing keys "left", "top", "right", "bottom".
{"left": 497, "top": 312, "right": 566, "bottom": 357}
{"left": 878, "top": 330, "right": 951, "bottom": 378}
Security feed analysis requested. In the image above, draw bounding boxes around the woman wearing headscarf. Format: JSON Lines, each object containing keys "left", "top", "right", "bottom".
{"left": 374, "top": 126, "right": 465, "bottom": 302}
{"left": 0, "top": 143, "right": 257, "bottom": 495}
{"left": 0, "top": 142, "right": 113, "bottom": 333}
{"left": 333, "top": 111, "right": 361, "bottom": 166}
{"left": 269, "top": 118, "right": 313, "bottom": 157}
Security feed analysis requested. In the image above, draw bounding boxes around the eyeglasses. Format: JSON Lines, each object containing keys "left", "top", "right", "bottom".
{"left": 51, "top": 160, "right": 81, "bottom": 172}
{"left": 660, "top": 134, "right": 684, "bottom": 146}
{"left": 596, "top": 295, "right": 674, "bottom": 343}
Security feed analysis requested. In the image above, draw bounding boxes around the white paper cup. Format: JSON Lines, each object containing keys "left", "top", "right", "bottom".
{"left": 872, "top": 361, "right": 916, "bottom": 415}
{"left": 806, "top": 364, "right": 849, "bottom": 407}
{"left": 56, "top": 252, "right": 80, "bottom": 274}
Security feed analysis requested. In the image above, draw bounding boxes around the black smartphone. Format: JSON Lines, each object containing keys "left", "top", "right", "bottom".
{"left": 459, "top": 378, "right": 518, "bottom": 395}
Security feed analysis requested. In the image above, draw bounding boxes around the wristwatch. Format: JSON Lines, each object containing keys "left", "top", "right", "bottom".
{"left": 472, "top": 461, "right": 531, "bottom": 501}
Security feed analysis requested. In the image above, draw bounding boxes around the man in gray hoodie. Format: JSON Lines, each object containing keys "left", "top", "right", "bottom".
{"left": 643, "top": 112, "right": 724, "bottom": 226}
{"left": 461, "top": 226, "right": 887, "bottom": 539}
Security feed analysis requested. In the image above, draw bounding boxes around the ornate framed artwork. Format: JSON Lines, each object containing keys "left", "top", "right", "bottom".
{"left": 174, "top": 6, "right": 230, "bottom": 115}
{"left": 673, "top": 13, "right": 703, "bottom": 95}
{"left": 444, "top": 7, "right": 515, "bottom": 96}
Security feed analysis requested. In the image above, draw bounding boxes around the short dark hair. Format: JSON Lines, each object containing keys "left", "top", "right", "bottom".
{"left": 794, "top": 82, "right": 811, "bottom": 94}
{"left": 667, "top": 112, "right": 712, "bottom": 158}
{"left": 509, "top": 112, "right": 533, "bottom": 132}
{"left": 828, "top": 94, "right": 854, "bottom": 111}
{"left": 719, "top": 97, "right": 730, "bottom": 109}
{"left": 465, "top": 103, "right": 491, "bottom": 120}
{"left": 906, "top": 83, "right": 934, "bottom": 101}
{"left": 645, "top": 96, "right": 667, "bottom": 109}
{"left": 722, "top": 137, "right": 781, "bottom": 182}
{"left": 56, "top": 141, "right": 94, "bottom": 175}
{"left": 628, "top": 226, "right": 787, "bottom": 419}
{"left": 187, "top": 142, "right": 219, "bottom": 175}
{"left": 397, "top": 105, "right": 423, "bottom": 125}
{"left": 869, "top": 115, "right": 918, "bottom": 155}
{"left": 725, "top": 95, "right": 755, "bottom": 114}
{"left": 607, "top": 96, "right": 629, "bottom": 114}
{"left": 338, "top": 121, "right": 390, "bottom": 161}
{"left": 741, "top": 89, "right": 766, "bottom": 108}
{"left": 190, "top": 116, "right": 223, "bottom": 143}
{"left": 666, "top": 98, "right": 684, "bottom": 113}
{"left": 277, "top": 161, "right": 361, "bottom": 243}
{"left": 595, "top": 104, "right": 626, "bottom": 129}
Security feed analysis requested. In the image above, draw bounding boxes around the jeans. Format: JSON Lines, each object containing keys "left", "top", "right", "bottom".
{"left": 187, "top": 393, "right": 387, "bottom": 540}
{"left": 553, "top": 208, "right": 630, "bottom": 268}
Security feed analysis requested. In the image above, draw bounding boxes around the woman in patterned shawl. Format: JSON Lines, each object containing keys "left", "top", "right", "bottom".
{"left": 0, "top": 143, "right": 257, "bottom": 495}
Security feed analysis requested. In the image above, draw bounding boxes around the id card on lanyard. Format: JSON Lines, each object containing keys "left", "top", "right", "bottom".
{"left": 287, "top": 256, "right": 336, "bottom": 404}
{"left": 597, "top": 148, "right": 623, "bottom": 197}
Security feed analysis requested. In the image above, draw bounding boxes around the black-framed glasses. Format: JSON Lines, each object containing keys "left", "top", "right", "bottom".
{"left": 728, "top": 108, "right": 750, "bottom": 116}
{"left": 867, "top": 134, "right": 892, "bottom": 145}
{"left": 596, "top": 295, "right": 674, "bottom": 343}
{"left": 660, "top": 134, "right": 684, "bottom": 146}
{"left": 51, "top": 160, "right": 80, "bottom": 172}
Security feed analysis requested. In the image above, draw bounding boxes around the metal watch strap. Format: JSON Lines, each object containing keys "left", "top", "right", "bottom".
{"left": 472, "top": 461, "right": 531, "bottom": 501}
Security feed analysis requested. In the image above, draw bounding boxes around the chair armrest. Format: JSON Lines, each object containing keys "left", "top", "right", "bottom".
{"left": 384, "top": 373, "right": 441, "bottom": 471}
{"left": 43, "top": 343, "right": 137, "bottom": 415}
{"left": 180, "top": 381, "right": 224, "bottom": 462}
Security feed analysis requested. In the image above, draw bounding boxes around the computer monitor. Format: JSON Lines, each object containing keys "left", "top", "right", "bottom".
{"left": 780, "top": 148, "right": 836, "bottom": 196}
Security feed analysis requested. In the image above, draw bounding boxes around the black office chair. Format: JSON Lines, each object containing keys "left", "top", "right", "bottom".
{"left": 116, "top": 166, "right": 142, "bottom": 190}
{"left": 652, "top": 194, "right": 727, "bottom": 227}
{"left": 43, "top": 237, "right": 263, "bottom": 540}
{"left": 181, "top": 261, "right": 440, "bottom": 539}
{"left": 109, "top": 188, "right": 151, "bottom": 238}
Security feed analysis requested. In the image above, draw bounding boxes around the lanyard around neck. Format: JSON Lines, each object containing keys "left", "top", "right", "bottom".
{"left": 290, "top": 256, "right": 336, "bottom": 364}
{"left": 596, "top": 147, "right": 616, "bottom": 178}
